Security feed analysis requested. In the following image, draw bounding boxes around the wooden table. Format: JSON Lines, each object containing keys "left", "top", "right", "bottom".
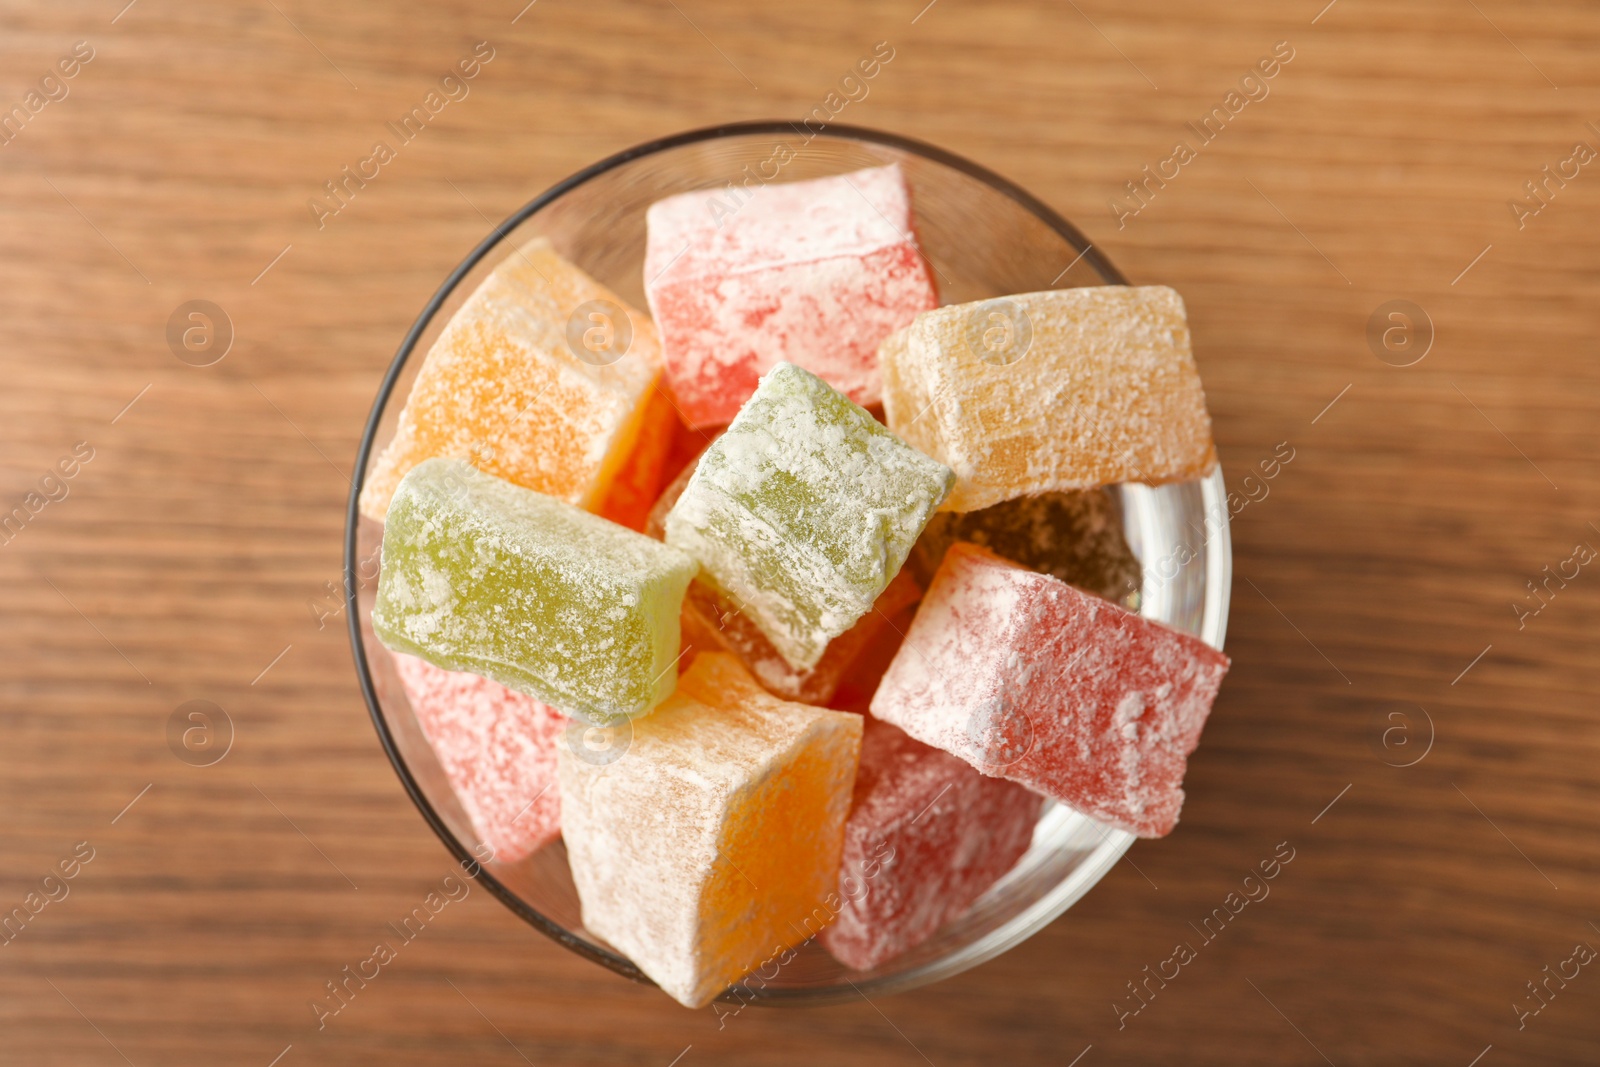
{"left": 3, "top": 1, "right": 1597, "bottom": 1063}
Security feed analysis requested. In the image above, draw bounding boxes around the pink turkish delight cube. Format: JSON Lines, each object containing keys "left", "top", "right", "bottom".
{"left": 869, "top": 543, "right": 1229, "bottom": 838}
{"left": 820, "top": 719, "right": 1042, "bottom": 971}
{"left": 644, "top": 163, "right": 938, "bottom": 428}
{"left": 392, "top": 652, "right": 565, "bottom": 863}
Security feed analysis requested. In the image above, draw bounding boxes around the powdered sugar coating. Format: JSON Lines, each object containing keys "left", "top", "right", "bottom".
{"left": 870, "top": 543, "right": 1229, "bottom": 837}
{"left": 663, "top": 362, "right": 953, "bottom": 672}
{"left": 558, "top": 653, "right": 861, "bottom": 1007}
{"left": 392, "top": 652, "right": 564, "bottom": 863}
{"left": 819, "top": 719, "right": 1042, "bottom": 971}
{"left": 649, "top": 458, "right": 924, "bottom": 703}
{"left": 645, "top": 164, "right": 938, "bottom": 428}
{"left": 359, "top": 237, "right": 661, "bottom": 521}
{"left": 373, "top": 458, "right": 697, "bottom": 725}
{"left": 881, "top": 286, "right": 1217, "bottom": 512}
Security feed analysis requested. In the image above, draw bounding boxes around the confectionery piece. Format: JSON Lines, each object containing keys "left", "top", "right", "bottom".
{"left": 391, "top": 651, "right": 564, "bottom": 863}
{"left": 373, "top": 458, "right": 697, "bottom": 725}
{"left": 661, "top": 411, "right": 723, "bottom": 490}
{"left": 644, "top": 436, "right": 710, "bottom": 541}
{"left": 595, "top": 383, "right": 681, "bottom": 532}
{"left": 663, "top": 362, "right": 953, "bottom": 672}
{"left": 645, "top": 164, "right": 938, "bottom": 428}
{"left": 558, "top": 653, "right": 862, "bottom": 1007}
{"left": 649, "top": 457, "right": 924, "bottom": 704}
{"left": 880, "top": 285, "right": 1217, "bottom": 512}
{"left": 819, "top": 719, "right": 1042, "bottom": 971}
{"left": 910, "top": 488, "right": 1141, "bottom": 607}
{"left": 359, "top": 237, "right": 662, "bottom": 522}
{"left": 684, "top": 569, "right": 922, "bottom": 705}
{"left": 869, "top": 543, "right": 1229, "bottom": 837}
{"left": 826, "top": 598, "right": 920, "bottom": 714}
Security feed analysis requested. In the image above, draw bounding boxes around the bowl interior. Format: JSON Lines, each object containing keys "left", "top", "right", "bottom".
{"left": 346, "top": 123, "right": 1231, "bottom": 1003}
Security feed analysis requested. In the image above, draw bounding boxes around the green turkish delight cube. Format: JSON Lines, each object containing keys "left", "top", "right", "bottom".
{"left": 373, "top": 457, "right": 696, "bottom": 724}
{"left": 663, "top": 362, "right": 953, "bottom": 671}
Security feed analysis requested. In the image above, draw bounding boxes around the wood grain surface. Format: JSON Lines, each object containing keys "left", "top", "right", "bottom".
{"left": 3, "top": 1, "right": 1599, "bottom": 1064}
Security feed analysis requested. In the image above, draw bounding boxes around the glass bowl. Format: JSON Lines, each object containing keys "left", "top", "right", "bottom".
{"left": 344, "top": 121, "right": 1231, "bottom": 1004}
